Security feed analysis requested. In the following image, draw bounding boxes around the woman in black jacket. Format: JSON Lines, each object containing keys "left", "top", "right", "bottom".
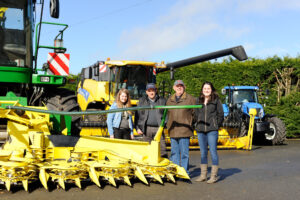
{"left": 194, "top": 82, "right": 224, "bottom": 184}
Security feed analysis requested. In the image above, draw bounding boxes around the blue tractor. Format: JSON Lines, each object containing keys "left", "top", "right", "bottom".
{"left": 222, "top": 86, "right": 286, "bottom": 145}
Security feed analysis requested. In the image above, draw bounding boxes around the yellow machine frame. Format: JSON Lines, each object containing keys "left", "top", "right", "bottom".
{"left": 0, "top": 101, "right": 190, "bottom": 191}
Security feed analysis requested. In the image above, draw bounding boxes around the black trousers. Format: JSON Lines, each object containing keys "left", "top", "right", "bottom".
{"left": 113, "top": 128, "right": 131, "bottom": 140}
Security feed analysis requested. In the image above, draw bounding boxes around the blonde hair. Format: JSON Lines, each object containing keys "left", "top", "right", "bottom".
{"left": 116, "top": 88, "right": 132, "bottom": 114}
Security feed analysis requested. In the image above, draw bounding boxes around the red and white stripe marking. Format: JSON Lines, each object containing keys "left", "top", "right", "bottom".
{"left": 99, "top": 63, "right": 107, "bottom": 73}
{"left": 153, "top": 68, "right": 156, "bottom": 75}
{"left": 47, "top": 53, "right": 70, "bottom": 75}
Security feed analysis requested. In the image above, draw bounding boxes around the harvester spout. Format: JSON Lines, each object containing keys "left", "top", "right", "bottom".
{"left": 157, "top": 45, "right": 247, "bottom": 73}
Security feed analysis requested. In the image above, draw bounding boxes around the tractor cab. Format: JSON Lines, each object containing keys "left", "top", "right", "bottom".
{"left": 0, "top": 1, "right": 30, "bottom": 67}
{"left": 78, "top": 60, "right": 161, "bottom": 112}
{"left": 231, "top": 89, "right": 258, "bottom": 104}
{"left": 222, "top": 86, "right": 263, "bottom": 118}
{"left": 106, "top": 60, "right": 157, "bottom": 101}
{"left": 77, "top": 59, "right": 160, "bottom": 135}
{"left": 224, "top": 86, "right": 259, "bottom": 104}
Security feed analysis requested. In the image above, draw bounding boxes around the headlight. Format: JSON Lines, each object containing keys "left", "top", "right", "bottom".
{"left": 40, "top": 76, "right": 50, "bottom": 82}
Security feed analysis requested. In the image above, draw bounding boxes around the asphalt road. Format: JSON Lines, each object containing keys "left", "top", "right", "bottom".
{"left": 1, "top": 140, "right": 300, "bottom": 200}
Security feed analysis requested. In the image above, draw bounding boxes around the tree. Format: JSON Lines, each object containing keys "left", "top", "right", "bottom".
{"left": 273, "top": 68, "right": 295, "bottom": 102}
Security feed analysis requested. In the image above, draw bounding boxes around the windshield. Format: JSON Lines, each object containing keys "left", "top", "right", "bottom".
{"left": 232, "top": 89, "right": 258, "bottom": 104}
{"left": 111, "top": 65, "right": 154, "bottom": 100}
{"left": 0, "top": 6, "right": 26, "bottom": 66}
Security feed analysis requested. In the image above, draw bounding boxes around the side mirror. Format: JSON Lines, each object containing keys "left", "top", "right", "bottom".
{"left": 221, "top": 88, "right": 226, "bottom": 95}
{"left": 50, "top": 0, "right": 59, "bottom": 18}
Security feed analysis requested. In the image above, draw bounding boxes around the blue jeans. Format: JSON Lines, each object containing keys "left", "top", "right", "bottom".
{"left": 170, "top": 138, "right": 190, "bottom": 174}
{"left": 197, "top": 131, "right": 219, "bottom": 165}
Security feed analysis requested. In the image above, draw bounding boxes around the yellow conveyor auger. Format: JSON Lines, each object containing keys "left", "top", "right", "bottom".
{"left": 0, "top": 101, "right": 201, "bottom": 191}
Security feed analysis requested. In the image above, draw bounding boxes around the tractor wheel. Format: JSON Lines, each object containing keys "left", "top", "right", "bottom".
{"left": 238, "top": 120, "right": 248, "bottom": 137}
{"left": 265, "top": 117, "right": 286, "bottom": 145}
{"left": 43, "top": 88, "right": 81, "bottom": 135}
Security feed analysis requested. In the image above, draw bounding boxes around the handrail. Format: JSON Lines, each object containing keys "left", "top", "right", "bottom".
{"left": 7, "top": 105, "right": 202, "bottom": 116}
{"left": 34, "top": 22, "right": 68, "bottom": 73}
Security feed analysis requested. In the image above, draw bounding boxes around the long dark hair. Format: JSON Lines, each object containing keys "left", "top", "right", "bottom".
{"left": 198, "top": 81, "right": 219, "bottom": 104}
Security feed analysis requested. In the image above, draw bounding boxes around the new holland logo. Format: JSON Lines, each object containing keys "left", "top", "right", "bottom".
{"left": 78, "top": 88, "right": 90, "bottom": 101}
{"left": 47, "top": 53, "right": 70, "bottom": 75}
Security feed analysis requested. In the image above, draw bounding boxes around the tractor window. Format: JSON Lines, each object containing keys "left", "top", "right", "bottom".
{"left": 232, "top": 90, "right": 258, "bottom": 104}
{"left": 0, "top": 7, "right": 26, "bottom": 66}
{"left": 113, "top": 65, "right": 153, "bottom": 100}
{"left": 225, "top": 91, "right": 229, "bottom": 104}
{"left": 1, "top": 8, "right": 24, "bottom": 30}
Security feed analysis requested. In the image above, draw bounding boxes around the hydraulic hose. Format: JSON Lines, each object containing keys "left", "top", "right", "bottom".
{"left": 6, "top": 105, "right": 202, "bottom": 116}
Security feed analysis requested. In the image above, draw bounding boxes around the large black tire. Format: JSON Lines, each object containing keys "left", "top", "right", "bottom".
{"left": 43, "top": 88, "right": 81, "bottom": 135}
{"left": 238, "top": 120, "right": 248, "bottom": 137}
{"left": 265, "top": 117, "right": 286, "bottom": 145}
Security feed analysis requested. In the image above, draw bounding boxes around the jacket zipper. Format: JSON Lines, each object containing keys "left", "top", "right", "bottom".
{"left": 175, "top": 100, "right": 178, "bottom": 124}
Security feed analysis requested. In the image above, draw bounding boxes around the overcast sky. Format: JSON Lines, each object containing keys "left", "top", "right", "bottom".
{"left": 37, "top": 0, "right": 300, "bottom": 74}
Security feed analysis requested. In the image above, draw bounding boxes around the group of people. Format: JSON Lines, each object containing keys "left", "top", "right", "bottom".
{"left": 106, "top": 80, "right": 224, "bottom": 184}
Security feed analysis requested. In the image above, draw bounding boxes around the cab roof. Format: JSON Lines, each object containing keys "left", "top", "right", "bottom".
{"left": 105, "top": 60, "right": 166, "bottom": 68}
{"left": 224, "top": 86, "right": 259, "bottom": 90}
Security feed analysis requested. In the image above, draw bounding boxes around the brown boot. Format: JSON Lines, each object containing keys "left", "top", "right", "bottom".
{"left": 195, "top": 164, "right": 207, "bottom": 182}
{"left": 207, "top": 165, "right": 219, "bottom": 184}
